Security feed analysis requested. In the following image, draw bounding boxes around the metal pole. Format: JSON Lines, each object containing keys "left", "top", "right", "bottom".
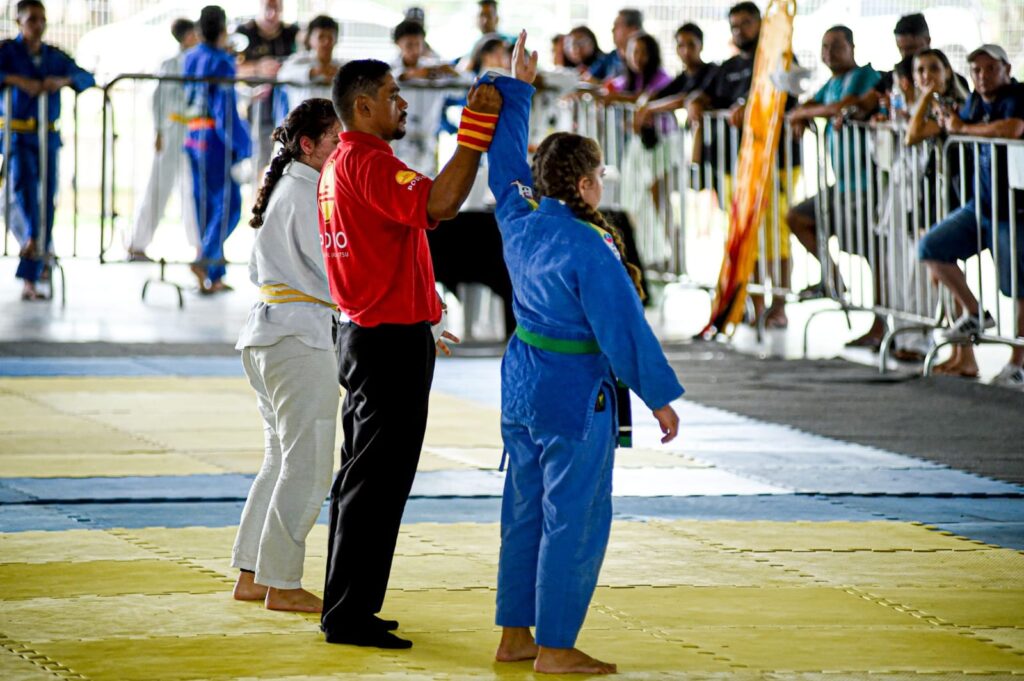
{"left": 36, "top": 92, "right": 48, "bottom": 262}
{"left": 3, "top": 88, "right": 12, "bottom": 258}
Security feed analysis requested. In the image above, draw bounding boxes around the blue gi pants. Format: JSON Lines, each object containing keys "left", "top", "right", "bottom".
{"left": 496, "top": 384, "right": 616, "bottom": 649}
{"left": 8, "top": 139, "right": 58, "bottom": 283}
{"left": 186, "top": 132, "right": 241, "bottom": 284}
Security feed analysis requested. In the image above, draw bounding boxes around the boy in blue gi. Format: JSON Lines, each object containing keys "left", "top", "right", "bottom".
{"left": 184, "top": 5, "right": 252, "bottom": 294}
{"left": 488, "top": 33, "right": 683, "bottom": 675}
{"left": 0, "top": 0, "right": 94, "bottom": 300}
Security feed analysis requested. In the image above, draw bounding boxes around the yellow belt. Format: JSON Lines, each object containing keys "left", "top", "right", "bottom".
{"left": 168, "top": 113, "right": 189, "bottom": 124}
{"left": 0, "top": 117, "right": 59, "bottom": 133}
{"left": 187, "top": 117, "right": 216, "bottom": 131}
{"left": 259, "top": 284, "right": 337, "bottom": 310}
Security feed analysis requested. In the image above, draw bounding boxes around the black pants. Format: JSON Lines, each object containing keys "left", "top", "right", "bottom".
{"left": 321, "top": 321, "right": 436, "bottom": 632}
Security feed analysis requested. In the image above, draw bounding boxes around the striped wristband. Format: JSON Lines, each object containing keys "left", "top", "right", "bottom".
{"left": 457, "top": 107, "right": 499, "bottom": 152}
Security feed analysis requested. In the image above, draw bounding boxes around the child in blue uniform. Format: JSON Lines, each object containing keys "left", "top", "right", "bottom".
{"left": 0, "top": 0, "right": 94, "bottom": 300}
{"left": 183, "top": 5, "right": 252, "bottom": 294}
{"left": 489, "top": 33, "right": 683, "bottom": 675}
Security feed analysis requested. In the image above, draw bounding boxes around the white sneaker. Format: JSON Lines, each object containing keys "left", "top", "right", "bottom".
{"left": 990, "top": 364, "right": 1024, "bottom": 390}
{"left": 942, "top": 311, "right": 996, "bottom": 339}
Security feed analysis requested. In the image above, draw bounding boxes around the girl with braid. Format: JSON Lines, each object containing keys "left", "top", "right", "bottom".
{"left": 231, "top": 98, "right": 342, "bottom": 614}
{"left": 488, "top": 33, "right": 683, "bottom": 675}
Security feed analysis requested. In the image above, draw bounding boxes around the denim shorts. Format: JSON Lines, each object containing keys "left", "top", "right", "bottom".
{"left": 918, "top": 203, "right": 1024, "bottom": 299}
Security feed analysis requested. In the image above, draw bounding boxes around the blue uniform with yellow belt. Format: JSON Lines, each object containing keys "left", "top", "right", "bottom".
{"left": 0, "top": 35, "right": 94, "bottom": 283}
{"left": 183, "top": 42, "right": 252, "bottom": 285}
{"left": 486, "top": 75, "right": 685, "bottom": 649}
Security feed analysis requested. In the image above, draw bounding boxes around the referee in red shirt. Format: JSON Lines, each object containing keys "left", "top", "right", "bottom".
{"left": 318, "top": 59, "right": 501, "bottom": 648}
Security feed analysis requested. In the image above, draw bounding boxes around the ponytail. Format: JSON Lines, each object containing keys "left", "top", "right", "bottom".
{"left": 250, "top": 98, "right": 338, "bottom": 228}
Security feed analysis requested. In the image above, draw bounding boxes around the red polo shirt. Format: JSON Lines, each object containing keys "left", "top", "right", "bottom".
{"left": 318, "top": 131, "right": 442, "bottom": 327}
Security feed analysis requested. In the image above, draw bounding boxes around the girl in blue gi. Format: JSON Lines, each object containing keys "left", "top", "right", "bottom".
{"left": 183, "top": 5, "right": 252, "bottom": 294}
{"left": 0, "top": 0, "right": 94, "bottom": 300}
{"left": 489, "top": 33, "right": 683, "bottom": 675}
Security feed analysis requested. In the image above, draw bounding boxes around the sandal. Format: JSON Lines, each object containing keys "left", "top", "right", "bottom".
{"left": 845, "top": 334, "right": 883, "bottom": 352}
{"left": 891, "top": 348, "right": 925, "bottom": 362}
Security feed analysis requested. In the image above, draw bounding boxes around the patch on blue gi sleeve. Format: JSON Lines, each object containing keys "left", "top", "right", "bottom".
{"left": 600, "top": 231, "right": 621, "bottom": 259}
{"left": 512, "top": 180, "right": 533, "bottom": 200}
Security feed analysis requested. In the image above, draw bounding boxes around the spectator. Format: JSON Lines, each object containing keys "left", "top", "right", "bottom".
{"left": 124, "top": 18, "right": 200, "bottom": 263}
{"left": 603, "top": 33, "right": 671, "bottom": 103}
{"left": 0, "top": 0, "right": 95, "bottom": 300}
{"left": 277, "top": 15, "right": 342, "bottom": 115}
{"left": 843, "top": 13, "right": 970, "bottom": 121}
{"left": 389, "top": 20, "right": 465, "bottom": 176}
{"left": 584, "top": 8, "right": 643, "bottom": 82}
{"left": 235, "top": 0, "right": 298, "bottom": 170}
{"left": 690, "top": 1, "right": 802, "bottom": 328}
{"left": 471, "top": 37, "right": 512, "bottom": 75}
{"left": 785, "top": 25, "right": 882, "bottom": 344}
{"left": 905, "top": 49, "right": 969, "bottom": 147}
{"left": 475, "top": 0, "right": 516, "bottom": 45}
{"left": 918, "top": 44, "right": 1024, "bottom": 389}
{"left": 551, "top": 34, "right": 571, "bottom": 68}
{"left": 564, "top": 26, "right": 605, "bottom": 77}
{"left": 633, "top": 23, "right": 719, "bottom": 132}
{"left": 184, "top": 5, "right": 252, "bottom": 294}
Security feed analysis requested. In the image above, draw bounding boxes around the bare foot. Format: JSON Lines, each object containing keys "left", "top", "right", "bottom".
{"left": 232, "top": 571, "right": 268, "bottom": 601}
{"left": 189, "top": 262, "right": 209, "bottom": 293}
{"left": 932, "top": 354, "right": 979, "bottom": 377}
{"left": 265, "top": 587, "right": 323, "bottom": 613}
{"left": 535, "top": 646, "right": 617, "bottom": 675}
{"left": 495, "top": 627, "right": 539, "bottom": 662}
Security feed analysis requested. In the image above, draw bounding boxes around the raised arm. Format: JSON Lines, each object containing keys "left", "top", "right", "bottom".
{"left": 425, "top": 81, "right": 502, "bottom": 220}
{"left": 485, "top": 30, "right": 539, "bottom": 226}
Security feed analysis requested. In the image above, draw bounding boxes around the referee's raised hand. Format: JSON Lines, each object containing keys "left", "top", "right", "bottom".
{"left": 467, "top": 81, "right": 502, "bottom": 115}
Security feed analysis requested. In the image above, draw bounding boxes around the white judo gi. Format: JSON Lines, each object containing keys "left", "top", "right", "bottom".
{"left": 232, "top": 160, "right": 339, "bottom": 589}
{"left": 124, "top": 51, "right": 199, "bottom": 254}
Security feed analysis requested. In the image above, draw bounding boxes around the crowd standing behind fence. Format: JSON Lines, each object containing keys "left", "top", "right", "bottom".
{"left": 2, "top": 2, "right": 1023, "bottom": 389}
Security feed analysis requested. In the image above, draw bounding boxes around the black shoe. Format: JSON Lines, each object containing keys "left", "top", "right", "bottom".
{"left": 324, "top": 627, "right": 412, "bottom": 649}
{"left": 372, "top": 615, "right": 399, "bottom": 631}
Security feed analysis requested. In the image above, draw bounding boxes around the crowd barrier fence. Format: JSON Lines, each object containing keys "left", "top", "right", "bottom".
{"left": 2, "top": 75, "right": 1021, "bottom": 373}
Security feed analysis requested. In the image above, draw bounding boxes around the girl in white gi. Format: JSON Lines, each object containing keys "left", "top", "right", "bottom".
{"left": 489, "top": 34, "right": 684, "bottom": 674}
{"left": 232, "top": 98, "right": 341, "bottom": 613}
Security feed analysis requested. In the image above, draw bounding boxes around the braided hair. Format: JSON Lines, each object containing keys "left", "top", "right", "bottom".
{"left": 531, "top": 132, "right": 645, "bottom": 300}
{"left": 250, "top": 98, "right": 338, "bottom": 228}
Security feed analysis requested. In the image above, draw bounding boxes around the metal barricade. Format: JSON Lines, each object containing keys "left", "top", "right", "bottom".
{"left": 922, "top": 134, "right": 1024, "bottom": 372}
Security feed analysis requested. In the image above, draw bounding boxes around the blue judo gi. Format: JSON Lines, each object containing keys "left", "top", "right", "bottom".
{"left": 183, "top": 43, "right": 252, "bottom": 284}
{"left": 0, "top": 35, "right": 94, "bottom": 283}
{"left": 486, "top": 75, "right": 685, "bottom": 648}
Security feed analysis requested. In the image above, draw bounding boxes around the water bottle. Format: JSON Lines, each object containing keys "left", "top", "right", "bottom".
{"left": 890, "top": 90, "right": 905, "bottom": 121}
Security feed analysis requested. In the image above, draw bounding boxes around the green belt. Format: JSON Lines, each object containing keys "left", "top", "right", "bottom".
{"left": 512, "top": 325, "right": 632, "bottom": 448}
{"left": 515, "top": 326, "right": 600, "bottom": 354}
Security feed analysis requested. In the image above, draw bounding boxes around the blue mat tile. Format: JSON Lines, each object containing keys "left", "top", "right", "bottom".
{"left": 133, "top": 357, "right": 243, "bottom": 377}
{"left": 612, "top": 495, "right": 882, "bottom": 522}
{"left": 931, "top": 522, "right": 1024, "bottom": 551}
{"left": 5, "top": 474, "right": 256, "bottom": 503}
{"left": 0, "top": 356, "right": 243, "bottom": 378}
{"left": 834, "top": 495, "right": 1024, "bottom": 523}
{"left": 0, "top": 505, "right": 84, "bottom": 531}
{"left": 0, "top": 482, "right": 34, "bottom": 504}
{"left": 51, "top": 501, "right": 249, "bottom": 529}
{"left": 739, "top": 467, "right": 1024, "bottom": 496}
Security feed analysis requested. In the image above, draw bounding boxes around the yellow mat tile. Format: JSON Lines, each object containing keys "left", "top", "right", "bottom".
{"left": 600, "top": 549, "right": 808, "bottom": 587}
{"left": 754, "top": 548, "right": 1024, "bottom": 588}
{"left": 142, "top": 429, "right": 265, "bottom": 452}
{"left": 671, "top": 626, "right": 1024, "bottom": 672}
{"left": 0, "top": 394, "right": 62, "bottom": 431}
{"left": 867, "top": 588, "right": 1024, "bottom": 627}
{"left": 382, "top": 588, "right": 621, "bottom": 633}
{"left": 424, "top": 394, "right": 501, "bottom": 448}
{"left": 969, "top": 628, "right": 1024, "bottom": 655}
{"left": 388, "top": 553, "right": 496, "bottom": 591}
{"left": 0, "top": 647, "right": 64, "bottom": 681}
{"left": 0, "top": 428, "right": 162, "bottom": 456}
{"left": 0, "top": 377, "right": 248, "bottom": 395}
{"left": 185, "top": 450, "right": 269, "bottom": 474}
{"left": 0, "top": 452, "right": 225, "bottom": 478}
{"left": 87, "top": 410, "right": 264, "bottom": 433}
{"left": 674, "top": 520, "right": 992, "bottom": 552}
{"left": 116, "top": 527, "right": 244, "bottom": 560}
{"left": 416, "top": 450, "right": 480, "bottom": 471}
{"left": 0, "top": 530, "right": 152, "bottom": 564}
{"left": 421, "top": 447, "right": 502, "bottom": 470}
{"left": 3, "top": 593, "right": 317, "bottom": 643}
{"left": 403, "top": 523, "right": 501, "bottom": 555}
{"left": 0, "top": 559, "right": 230, "bottom": 600}
{"left": 593, "top": 586, "right": 922, "bottom": 628}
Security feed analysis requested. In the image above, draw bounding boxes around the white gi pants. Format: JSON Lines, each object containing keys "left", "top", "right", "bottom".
{"left": 124, "top": 128, "right": 200, "bottom": 252}
{"left": 232, "top": 336, "right": 338, "bottom": 589}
